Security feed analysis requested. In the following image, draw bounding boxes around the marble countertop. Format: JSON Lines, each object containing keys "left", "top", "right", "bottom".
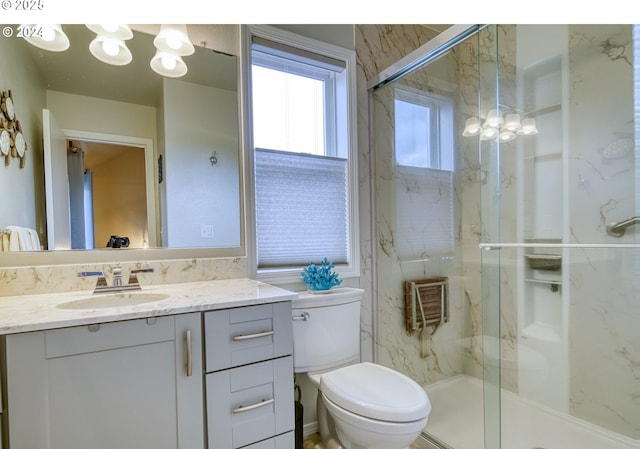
{"left": 0, "top": 278, "right": 298, "bottom": 335}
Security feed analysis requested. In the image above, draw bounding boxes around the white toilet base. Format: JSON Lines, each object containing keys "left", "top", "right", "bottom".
{"left": 315, "top": 389, "right": 426, "bottom": 449}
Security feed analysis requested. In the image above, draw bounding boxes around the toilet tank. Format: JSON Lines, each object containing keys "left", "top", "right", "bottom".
{"left": 291, "top": 287, "right": 363, "bottom": 373}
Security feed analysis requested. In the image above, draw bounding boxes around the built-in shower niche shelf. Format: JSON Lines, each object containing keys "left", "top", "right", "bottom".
{"left": 525, "top": 254, "right": 562, "bottom": 271}
{"left": 523, "top": 321, "right": 561, "bottom": 342}
{"left": 525, "top": 277, "right": 561, "bottom": 293}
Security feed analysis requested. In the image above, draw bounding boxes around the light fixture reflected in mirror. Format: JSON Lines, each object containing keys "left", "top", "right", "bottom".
{"left": 22, "top": 23, "right": 193, "bottom": 77}
{"left": 499, "top": 130, "right": 517, "bottom": 142}
{"left": 462, "top": 117, "right": 481, "bottom": 137}
{"left": 21, "top": 24, "right": 70, "bottom": 52}
{"left": 484, "top": 109, "right": 503, "bottom": 128}
{"left": 86, "top": 24, "right": 133, "bottom": 40}
{"left": 480, "top": 127, "right": 499, "bottom": 141}
{"left": 463, "top": 108, "right": 538, "bottom": 143}
{"left": 517, "top": 117, "right": 539, "bottom": 135}
{"left": 150, "top": 50, "right": 188, "bottom": 77}
{"left": 89, "top": 35, "right": 132, "bottom": 65}
{"left": 153, "top": 24, "right": 195, "bottom": 56}
{"left": 87, "top": 24, "right": 133, "bottom": 66}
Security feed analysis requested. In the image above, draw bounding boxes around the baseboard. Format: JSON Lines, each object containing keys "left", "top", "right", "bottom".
{"left": 303, "top": 421, "right": 319, "bottom": 437}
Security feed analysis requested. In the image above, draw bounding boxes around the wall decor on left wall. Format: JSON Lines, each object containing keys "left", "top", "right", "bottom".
{"left": 0, "top": 89, "right": 28, "bottom": 168}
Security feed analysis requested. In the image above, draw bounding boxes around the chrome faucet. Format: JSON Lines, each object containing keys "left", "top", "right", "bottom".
{"left": 112, "top": 264, "right": 124, "bottom": 287}
{"left": 78, "top": 265, "right": 154, "bottom": 293}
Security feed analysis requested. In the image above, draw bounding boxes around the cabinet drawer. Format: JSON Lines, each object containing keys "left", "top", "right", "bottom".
{"left": 45, "top": 316, "right": 174, "bottom": 359}
{"left": 204, "top": 302, "right": 292, "bottom": 372}
{"left": 242, "top": 431, "right": 294, "bottom": 449}
{"left": 206, "top": 356, "right": 294, "bottom": 449}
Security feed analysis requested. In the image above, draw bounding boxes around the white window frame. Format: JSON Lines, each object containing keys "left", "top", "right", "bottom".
{"left": 394, "top": 84, "right": 454, "bottom": 172}
{"left": 243, "top": 24, "right": 359, "bottom": 285}
{"left": 252, "top": 52, "right": 339, "bottom": 157}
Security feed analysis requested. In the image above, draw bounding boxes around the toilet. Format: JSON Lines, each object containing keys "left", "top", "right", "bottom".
{"left": 292, "top": 287, "right": 431, "bottom": 449}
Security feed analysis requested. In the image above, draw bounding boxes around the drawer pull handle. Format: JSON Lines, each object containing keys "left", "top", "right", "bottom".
{"left": 232, "top": 330, "right": 274, "bottom": 341}
{"left": 292, "top": 312, "right": 310, "bottom": 321}
{"left": 185, "top": 330, "right": 192, "bottom": 377}
{"left": 232, "top": 398, "right": 275, "bottom": 414}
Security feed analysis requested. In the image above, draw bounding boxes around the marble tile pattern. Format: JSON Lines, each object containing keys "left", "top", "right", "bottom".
{"left": 355, "top": 25, "right": 445, "bottom": 365}
{"left": 565, "top": 24, "right": 639, "bottom": 439}
{"left": 361, "top": 24, "right": 485, "bottom": 386}
{"left": 490, "top": 24, "right": 639, "bottom": 439}
{"left": 0, "top": 277, "right": 296, "bottom": 335}
{"left": 363, "top": 23, "right": 639, "bottom": 442}
{"left": 0, "top": 257, "right": 247, "bottom": 297}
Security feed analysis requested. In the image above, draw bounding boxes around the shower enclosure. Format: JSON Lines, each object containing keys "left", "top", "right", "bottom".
{"left": 370, "top": 24, "right": 639, "bottom": 449}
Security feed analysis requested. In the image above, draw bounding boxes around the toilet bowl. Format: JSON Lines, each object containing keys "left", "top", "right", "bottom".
{"left": 292, "top": 288, "right": 431, "bottom": 449}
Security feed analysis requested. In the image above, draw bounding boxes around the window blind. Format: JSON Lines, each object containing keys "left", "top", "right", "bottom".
{"left": 395, "top": 165, "right": 454, "bottom": 260}
{"left": 255, "top": 149, "right": 349, "bottom": 268}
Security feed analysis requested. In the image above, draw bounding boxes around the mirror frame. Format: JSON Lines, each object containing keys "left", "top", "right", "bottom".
{"left": 0, "top": 24, "right": 247, "bottom": 267}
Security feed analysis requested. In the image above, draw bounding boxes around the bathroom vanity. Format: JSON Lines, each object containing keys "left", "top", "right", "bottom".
{"left": 0, "top": 278, "right": 296, "bottom": 449}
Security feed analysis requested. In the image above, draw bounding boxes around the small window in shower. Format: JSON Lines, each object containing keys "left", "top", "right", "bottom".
{"left": 394, "top": 85, "right": 454, "bottom": 171}
{"left": 393, "top": 85, "right": 455, "bottom": 259}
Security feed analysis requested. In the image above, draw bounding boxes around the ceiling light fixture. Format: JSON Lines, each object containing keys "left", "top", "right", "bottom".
{"left": 21, "top": 24, "right": 70, "bottom": 52}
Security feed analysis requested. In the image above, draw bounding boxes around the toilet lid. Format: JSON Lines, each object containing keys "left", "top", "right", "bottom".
{"left": 320, "top": 362, "right": 431, "bottom": 422}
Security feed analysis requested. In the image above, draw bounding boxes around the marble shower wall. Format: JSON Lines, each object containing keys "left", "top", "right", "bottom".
{"left": 361, "top": 25, "right": 486, "bottom": 386}
{"left": 565, "top": 24, "right": 639, "bottom": 440}
{"left": 492, "top": 24, "right": 639, "bottom": 439}
{"left": 363, "top": 24, "right": 638, "bottom": 442}
{"left": 355, "top": 24, "right": 449, "bottom": 367}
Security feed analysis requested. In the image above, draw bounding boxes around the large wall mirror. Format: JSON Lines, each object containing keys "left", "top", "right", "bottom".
{"left": 0, "top": 24, "right": 245, "bottom": 265}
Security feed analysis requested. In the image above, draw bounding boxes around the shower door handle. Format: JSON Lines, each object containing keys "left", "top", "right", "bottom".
{"left": 607, "top": 216, "right": 639, "bottom": 237}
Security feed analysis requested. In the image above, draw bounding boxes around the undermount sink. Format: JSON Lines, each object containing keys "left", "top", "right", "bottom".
{"left": 58, "top": 292, "right": 170, "bottom": 310}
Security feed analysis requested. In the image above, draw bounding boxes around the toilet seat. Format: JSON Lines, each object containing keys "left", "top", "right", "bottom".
{"left": 319, "top": 362, "right": 431, "bottom": 422}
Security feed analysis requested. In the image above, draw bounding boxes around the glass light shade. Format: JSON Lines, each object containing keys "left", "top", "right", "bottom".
{"left": 22, "top": 24, "right": 69, "bottom": 52}
{"left": 504, "top": 113, "right": 522, "bottom": 132}
{"left": 480, "top": 127, "right": 499, "bottom": 141}
{"left": 517, "top": 117, "right": 539, "bottom": 135}
{"left": 483, "top": 109, "right": 503, "bottom": 128}
{"left": 150, "top": 50, "right": 188, "bottom": 77}
{"left": 89, "top": 36, "right": 132, "bottom": 65}
{"left": 499, "top": 130, "right": 517, "bottom": 143}
{"left": 462, "top": 117, "right": 482, "bottom": 136}
{"left": 153, "top": 25, "right": 194, "bottom": 56}
{"left": 86, "top": 24, "right": 133, "bottom": 40}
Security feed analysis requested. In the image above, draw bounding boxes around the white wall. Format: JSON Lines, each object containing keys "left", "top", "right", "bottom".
{"left": 274, "top": 25, "right": 355, "bottom": 50}
{"left": 0, "top": 37, "right": 46, "bottom": 237}
{"left": 46, "top": 91, "right": 157, "bottom": 141}
{"left": 162, "top": 79, "right": 240, "bottom": 248}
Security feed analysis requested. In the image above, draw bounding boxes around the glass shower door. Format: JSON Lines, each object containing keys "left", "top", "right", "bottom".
{"left": 480, "top": 24, "right": 640, "bottom": 449}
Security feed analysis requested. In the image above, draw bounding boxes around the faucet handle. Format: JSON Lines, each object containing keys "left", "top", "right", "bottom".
{"left": 78, "top": 271, "right": 108, "bottom": 289}
{"left": 128, "top": 268, "right": 154, "bottom": 288}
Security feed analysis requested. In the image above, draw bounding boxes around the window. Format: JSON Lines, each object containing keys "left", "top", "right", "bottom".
{"left": 394, "top": 85, "right": 455, "bottom": 260}
{"left": 394, "top": 85, "right": 454, "bottom": 171}
{"left": 249, "top": 27, "right": 358, "bottom": 279}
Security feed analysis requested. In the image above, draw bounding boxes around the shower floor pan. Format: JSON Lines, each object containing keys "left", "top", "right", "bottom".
{"left": 416, "top": 375, "right": 636, "bottom": 449}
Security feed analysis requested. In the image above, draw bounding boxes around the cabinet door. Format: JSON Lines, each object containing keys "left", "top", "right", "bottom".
{"left": 4, "top": 313, "right": 203, "bottom": 449}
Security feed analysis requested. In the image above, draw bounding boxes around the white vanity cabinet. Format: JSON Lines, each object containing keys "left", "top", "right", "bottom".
{"left": 2, "top": 313, "right": 204, "bottom": 449}
{"left": 204, "top": 301, "right": 295, "bottom": 449}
